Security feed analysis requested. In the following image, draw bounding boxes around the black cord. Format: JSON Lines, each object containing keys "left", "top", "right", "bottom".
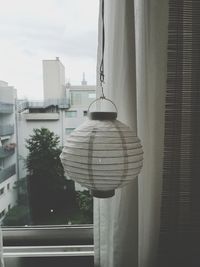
{"left": 100, "top": 0, "right": 105, "bottom": 98}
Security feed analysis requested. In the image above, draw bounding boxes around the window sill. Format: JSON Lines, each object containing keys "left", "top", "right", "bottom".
{"left": 3, "top": 245, "right": 94, "bottom": 258}
{"left": 3, "top": 225, "right": 93, "bottom": 246}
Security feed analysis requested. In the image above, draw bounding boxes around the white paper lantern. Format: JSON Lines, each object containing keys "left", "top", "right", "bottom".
{"left": 60, "top": 112, "right": 143, "bottom": 198}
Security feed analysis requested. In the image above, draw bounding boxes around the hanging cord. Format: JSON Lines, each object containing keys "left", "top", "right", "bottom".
{"left": 88, "top": 0, "right": 118, "bottom": 114}
{"left": 100, "top": 0, "right": 105, "bottom": 99}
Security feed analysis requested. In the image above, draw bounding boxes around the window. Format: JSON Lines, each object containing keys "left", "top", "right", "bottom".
{"left": 0, "top": 0, "right": 97, "bottom": 227}
{"left": 3, "top": 225, "right": 94, "bottom": 266}
{"left": 71, "top": 92, "right": 82, "bottom": 106}
{"left": 65, "top": 128, "right": 75, "bottom": 135}
{"left": 0, "top": 1, "right": 98, "bottom": 264}
{"left": 0, "top": 4, "right": 97, "bottom": 255}
{"left": 89, "top": 93, "right": 96, "bottom": 99}
{"left": 70, "top": 91, "right": 96, "bottom": 107}
{"left": 0, "top": 187, "right": 4, "bottom": 196}
{"left": 65, "top": 110, "right": 77, "bottom": 118}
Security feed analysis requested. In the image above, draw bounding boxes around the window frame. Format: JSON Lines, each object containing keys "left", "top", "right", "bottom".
{"left": 2, "top": 224, "right": 93, "bottom": 258}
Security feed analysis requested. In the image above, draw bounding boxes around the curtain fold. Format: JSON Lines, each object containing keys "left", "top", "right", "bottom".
{"left": 136, "top": 0, "right": 168, "bottom": 266}
{"left": 94, "top": 1, "right": 138, "bottom": 266}
{"left": 94, "top": 0, "right": 168, "bottom": 266}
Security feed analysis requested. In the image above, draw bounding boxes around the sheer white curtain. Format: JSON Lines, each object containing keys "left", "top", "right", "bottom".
{"left": 94, "top": 0, "right": 138, "bottom": 266}
{"left": 94, "top": 0, "right": 168, "bottom": 266}
{"left": 136, "top": 0, "right": 168, "bottom": 266}
{"left": 0, "top": 229, "right": 4, "bottom": 267}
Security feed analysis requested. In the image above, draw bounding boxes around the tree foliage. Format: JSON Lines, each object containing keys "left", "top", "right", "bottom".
{"left": 26, "top": 128, "right": 63, "bottom": 179}
{"left": 2, "top": 177, "right": 31, "bottom": 226}
{"left": 76, "top": 190, "right": 93, "bottom": 223}
{"left": 3, "top": 128, "right": 93, "bottom": 226}
{"left": 14, "top": 176, "right": 29, "bottom": 206}
{"left": 26, "top": 128, "right": 76, "bottom": 224}
{"left": 2, "top": 205, "right": 30, "bottom": 226}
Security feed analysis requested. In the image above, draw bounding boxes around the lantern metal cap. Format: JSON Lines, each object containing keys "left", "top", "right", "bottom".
{"left": 89, "top": 112, "right": 117, "bottom": 121}
{"left": 92, "top": 190, "right": 115, "bottom": 198}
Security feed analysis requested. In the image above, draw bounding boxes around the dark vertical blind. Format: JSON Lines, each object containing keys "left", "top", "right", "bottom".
{"left": 157, "top": 0, "right": 200, "bottom": 266}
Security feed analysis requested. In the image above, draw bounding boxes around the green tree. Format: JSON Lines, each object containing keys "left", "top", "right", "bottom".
{"left": 2, "top": 205, "right": 30, "bottom": 226}
{"left": 14, "top": 177, "right": 29, "bottom": 206}
{"left": 26, "top": 128, "right": 76, "bottom": 224}
{"left": 76, "top": 191, "right": 93, "bottom": 223}
{"left": 2, "top": 177, "right": 31, "bottom": 226}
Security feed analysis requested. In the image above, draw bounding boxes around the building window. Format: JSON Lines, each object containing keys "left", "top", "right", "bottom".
{"left": 71, "top": 92, "right": 82, "bottom": 105}
{"left": 65, "top": 128, "right": 75, "bottom": 135}
{"left": 83, "top": 111, "right": 88, "bottom": 116}
{"left": 7, "top": 183, "right": 10, "bottom": 191}
{"left": 88, "top": 93, "right": 96, "bottom": 99}
{"left": 0, "top": 187, "right": 4, "bottom": 196}
{"left": 65, "top": 110, "right": 77, "bottom": 118}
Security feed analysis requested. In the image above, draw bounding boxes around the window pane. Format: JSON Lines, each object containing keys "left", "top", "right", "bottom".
{"left": 71, "top": 92, "right": 82, "bottom": 106}
{"left": 65, "top": 128, "right": 75, "bottom": 135}
{"left": 7, "top": 183, "right": 10, "bottom": 190}
{"left": 0, "top": 188, "right": 4, "bottom": 195}
{"left": 0, "top": 0, "right": 98, "bottom": 227}
{"left": 70, "top": 91, "right": 96, "bottom": 107}
{"left": 89, "top": 93, "right": 96, "bottom": 99}
{"left": 65, "top": 111, "right": 77, "bottom": 118}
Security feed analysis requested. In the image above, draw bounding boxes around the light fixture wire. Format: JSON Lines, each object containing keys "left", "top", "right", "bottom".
{"left": 100, "top": 0, "right": 105, "bottom": 99}
{"left": 88, "top": 0, "right": 118, "bottom": 114}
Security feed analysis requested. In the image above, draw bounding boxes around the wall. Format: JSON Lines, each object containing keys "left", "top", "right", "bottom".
{"left": 17, "top": 86, "right": 96, "bottom": 192}
{"left": 0, "top": 84, "right": 16, "bottom": 104}
{"left": 0, "top": 174, "right": 17, "bottom": 220}
{"left": 43, "top": 59, "right": 65, "bottom": 100}
{"left": 0, "top": 82, "right": 18, "bottom": 222}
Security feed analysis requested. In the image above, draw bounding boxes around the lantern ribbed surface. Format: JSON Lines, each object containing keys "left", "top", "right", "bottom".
{"left": 60, "top": 112, "right": 143, "bottom": 198}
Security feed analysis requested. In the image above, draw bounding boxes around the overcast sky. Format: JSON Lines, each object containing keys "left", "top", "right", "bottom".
{"left": 0, "top": 0, "right": 99, "bottom": 99}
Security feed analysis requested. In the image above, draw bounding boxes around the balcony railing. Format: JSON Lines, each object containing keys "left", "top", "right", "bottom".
{"left": 28, "top": 99, "right": 69, "bottom": 108}
{"left": 0, "top": 164, "right": 16, "bottom": 183}
{"left": 0, "top": 102, "right": 13, "bottom": 114}
{"left": 17, "top": 98, "right": 69, "bottom": 112}
{"left": 0, "top": 145, "right": 15, "bottom": 159}
{"left": 0, "top": 125, "right": 14, "bottom": 136}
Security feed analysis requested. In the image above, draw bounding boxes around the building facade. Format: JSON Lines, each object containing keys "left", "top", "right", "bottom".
{"left": 43, "top": 57, "right": 65, "bottom": 100}
{"left": 65, "top": 84, "right": 96, "bottom": 139}
{"left": 17, "top": 58, "right": 96, "bottom": 191}
{"left": 0, "top": 81, "right": 18, "bottom": 222}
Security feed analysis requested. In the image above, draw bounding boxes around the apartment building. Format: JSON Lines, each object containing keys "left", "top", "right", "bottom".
{"left": 0, "top": 81, "right": 18, "bottom": 221}
{"left": 65, "top": 82, "right": 96, "bottom": 138}
{"left": 17, "top": 58, "right": 96, "bottom": 190}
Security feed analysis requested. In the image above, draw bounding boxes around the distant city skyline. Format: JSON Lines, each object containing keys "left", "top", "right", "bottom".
{"left": 0, "top": 0, "right": 99, "bottom": 99}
